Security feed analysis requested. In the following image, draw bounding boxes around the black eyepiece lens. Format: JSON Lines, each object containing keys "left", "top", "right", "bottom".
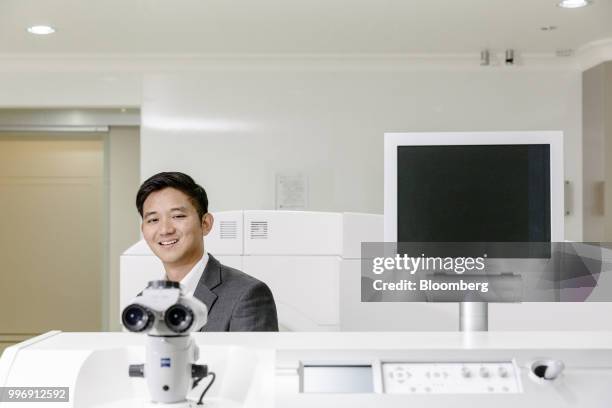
{"left": 165, "top": 304, "right": 194, "bottom": 333}
{"left": 122, "top": 304, "right": 152, "bottom": 332}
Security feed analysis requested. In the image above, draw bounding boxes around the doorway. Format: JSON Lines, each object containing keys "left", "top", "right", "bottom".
{"left": 0, "top": 133, "right": 104, "bottom": 353}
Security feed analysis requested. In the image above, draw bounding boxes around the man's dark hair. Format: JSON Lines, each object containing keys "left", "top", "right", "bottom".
{"left": 136, "top": 172, "right": 208, "bottom": 219}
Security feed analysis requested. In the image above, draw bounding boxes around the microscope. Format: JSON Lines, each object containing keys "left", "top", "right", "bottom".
{"left": 122, "top": 280, "right": 214, "bottom": 405}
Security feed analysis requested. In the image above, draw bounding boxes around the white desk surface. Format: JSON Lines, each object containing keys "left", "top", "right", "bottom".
{"left": 14, "top": 330, "right": 612, "bottom": 351}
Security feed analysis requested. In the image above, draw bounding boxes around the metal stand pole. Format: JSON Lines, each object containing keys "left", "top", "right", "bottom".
{"left": 459, "top": 302, "right": 488, "bottom": 332}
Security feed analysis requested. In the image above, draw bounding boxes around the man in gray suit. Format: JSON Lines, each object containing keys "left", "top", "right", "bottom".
{"left": 136, "top": 172, "right": 278, "bottom": 331}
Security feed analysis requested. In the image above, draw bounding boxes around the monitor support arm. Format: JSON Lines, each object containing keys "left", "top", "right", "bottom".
{"left": 459, "top": 302, "right": 488, "bottom": 331}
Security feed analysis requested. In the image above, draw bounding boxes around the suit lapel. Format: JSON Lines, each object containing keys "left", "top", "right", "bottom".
{"left": 193, "top": 253, "right": 222, "bottom": 314}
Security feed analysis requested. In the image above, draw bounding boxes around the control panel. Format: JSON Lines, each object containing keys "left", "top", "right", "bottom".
{"left": 382, "top": 362, "right": 521, "bottom": 394}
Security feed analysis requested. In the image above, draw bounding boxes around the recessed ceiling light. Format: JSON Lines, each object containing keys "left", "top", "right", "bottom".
{"left": 27, "top": 25, "right": 56, "bottom": 35}
{"left": 557, "top": 0, "right": 592, "bottom": 8}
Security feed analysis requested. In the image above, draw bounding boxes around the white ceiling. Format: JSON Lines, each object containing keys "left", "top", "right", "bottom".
{"left": 0, "top": 0, "right": 610, "bottom": 55}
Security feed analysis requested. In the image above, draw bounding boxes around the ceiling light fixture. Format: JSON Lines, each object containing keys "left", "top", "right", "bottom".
{"left": 27, "top": 25, "right": 56, "bottom": 35}
{"left": 557, "top": 0, "right": 592, "bottom": 8}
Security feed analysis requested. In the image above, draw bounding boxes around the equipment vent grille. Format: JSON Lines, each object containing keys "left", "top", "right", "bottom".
{"left": 249, "top": 221, "right": 269, "bottom": 239}
{"left": 219, "top": 221, "right": 238, "bottom": 239}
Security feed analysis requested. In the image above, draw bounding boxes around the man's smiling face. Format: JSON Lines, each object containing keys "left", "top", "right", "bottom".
{"left": 141, "top": 187, "right": 208, "bottom": 269}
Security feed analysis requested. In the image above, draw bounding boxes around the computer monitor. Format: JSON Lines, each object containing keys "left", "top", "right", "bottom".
{"left": 384, "top": 131, "right": 564, "bottom": 245}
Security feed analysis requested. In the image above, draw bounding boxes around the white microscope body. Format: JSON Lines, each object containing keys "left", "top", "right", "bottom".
{"left": 122, "top": 280, "right": 209, "bottom": 404}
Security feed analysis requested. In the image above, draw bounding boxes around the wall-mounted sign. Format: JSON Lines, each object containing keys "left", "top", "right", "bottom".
{"left": 275, "top": 172, "right": 308, "bottom": 210}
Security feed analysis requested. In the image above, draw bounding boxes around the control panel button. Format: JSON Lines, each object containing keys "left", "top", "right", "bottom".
{"left": 382, "top": 362, "right": 520, "bottom": 394}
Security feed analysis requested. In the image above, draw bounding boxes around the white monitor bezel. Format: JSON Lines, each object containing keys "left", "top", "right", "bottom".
{"left": 383, "top": 131, "right": 564, "bottom": 243}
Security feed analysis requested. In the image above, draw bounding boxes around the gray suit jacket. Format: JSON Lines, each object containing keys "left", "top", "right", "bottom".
{"left": 194, "top": 254, "right": 278, "bottom": 332}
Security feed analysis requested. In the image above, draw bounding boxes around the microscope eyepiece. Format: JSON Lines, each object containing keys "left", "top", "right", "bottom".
{"left": 164, "top": 304, "right": 195, "bottom": 333}
{"left": 122, "top": 285, "right": 209, "bottom": 403}
{"left": 122, "top": 304, "right": 154, "bottom": 332}
{"left": 122, "top": 281, "right": 206, "bottom": 335}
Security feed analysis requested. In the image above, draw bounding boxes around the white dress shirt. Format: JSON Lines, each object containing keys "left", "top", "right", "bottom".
{"left": 177, "top": 252, "right": 209, "bottom": 298}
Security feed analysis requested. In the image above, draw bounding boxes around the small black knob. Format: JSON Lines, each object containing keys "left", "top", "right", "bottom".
{"left": 129, "top": 364, "right": 144, "bottom": 377}
{"left": 147, "top": 280, "right": 180, "bottom": 289}
{"left": 531, "top": 360, "right": 565, "bottom": 380}
{"left": 533, "top": 365, "right": 547, "bottom": 378}
{"left": 192, "top": 364, "right": 208, "bottom": 379}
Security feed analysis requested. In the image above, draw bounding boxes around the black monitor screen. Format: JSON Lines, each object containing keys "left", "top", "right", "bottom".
{"left": 397, "top": 145, "right": 551, "bottom": 243}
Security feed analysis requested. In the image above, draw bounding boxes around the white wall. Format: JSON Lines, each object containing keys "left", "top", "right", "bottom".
{"left": 105, "top": 127, "right": 141, "bottom": 331}
{"left": 0, "top": 60, "right": 584, "bottom": 239}
{"left": 0, "top": 57, "right": 595, "bottom": 331}
{"left": 0, "top": 72, "right": 142, "bottom": 108}
{"left": 141, "top": 65, "right": 582, "bottom": 239}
